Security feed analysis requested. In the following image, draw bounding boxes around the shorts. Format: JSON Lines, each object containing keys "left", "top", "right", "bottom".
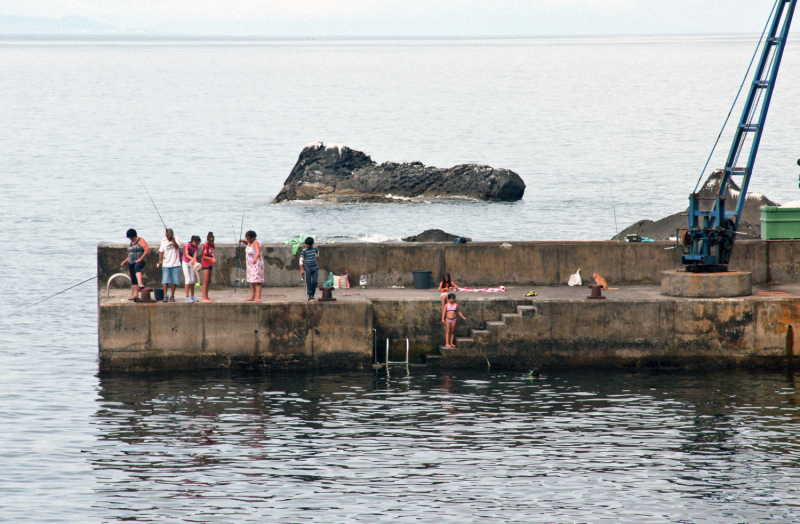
{"left": 162, "top": 266, "right": 181, "bottom": 285}
{"left": 182, "top": 261, "right": 198, "bottom": 285}
{"left": 202, "top": 266, "right": 214, "bottom": 271}
{"left": 128, "top": 261, "right": 145, "bottom": 283}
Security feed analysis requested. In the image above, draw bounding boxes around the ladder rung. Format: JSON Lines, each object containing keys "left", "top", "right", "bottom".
{"left": 753, "top": 81, "right": 771, "bottom": 88}
{"left": 739, "top": 124, "right": 759, "bottom": 132}
{"left": 766, "top": 37, "right": 781, "bottom": 44}
{"left": 728, "top": 167, "right": 748, "bottom": 175}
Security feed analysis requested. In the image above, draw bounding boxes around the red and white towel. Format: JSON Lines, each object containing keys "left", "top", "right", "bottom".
{"left": 456, "top": 286, "right": 506, "bottom": 293}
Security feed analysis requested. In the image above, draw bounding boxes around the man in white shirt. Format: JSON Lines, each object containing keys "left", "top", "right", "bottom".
{"left": 158, "top": 229, "right": 182, "bottom": 302}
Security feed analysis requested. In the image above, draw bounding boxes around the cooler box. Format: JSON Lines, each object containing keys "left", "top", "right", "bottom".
{"left": 760, "top": 206, "right": 800, "bottom": 239}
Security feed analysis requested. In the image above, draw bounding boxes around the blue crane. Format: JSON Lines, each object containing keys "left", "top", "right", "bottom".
{"left": 681, "top": 0, "right": 797, "bottom": 272}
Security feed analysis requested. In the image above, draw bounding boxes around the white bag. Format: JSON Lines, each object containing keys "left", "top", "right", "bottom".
{"left": 568, "top": 268, "right": 582, "bottom": 287}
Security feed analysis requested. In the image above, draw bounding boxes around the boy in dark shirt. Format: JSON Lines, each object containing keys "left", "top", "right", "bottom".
{"left": 299, "top": 237, "right": 320, "bottom": 302}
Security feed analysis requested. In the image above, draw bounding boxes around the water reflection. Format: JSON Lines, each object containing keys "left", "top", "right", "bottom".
{"left": 92, "top": 370, "right": 800, "bottom": 523}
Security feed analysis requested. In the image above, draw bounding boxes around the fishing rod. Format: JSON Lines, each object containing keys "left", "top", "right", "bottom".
{"left": 24, "top": 267, "right": 121, "bottom": 309}
{"left": 610, "top": 182, "right": 625, "bottom": 284}
{"left": 137, "top": 176, "right": 168, "bottom": 231}
{"left": 234, "top": 197, "right": 245, "bottom": 292}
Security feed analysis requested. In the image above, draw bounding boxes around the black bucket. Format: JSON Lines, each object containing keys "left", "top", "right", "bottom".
{"left": 153, "top": 288, "right": 165, "bottom": 301}
{"left": 412, "top": 270, "right": 432, "bottom": 289}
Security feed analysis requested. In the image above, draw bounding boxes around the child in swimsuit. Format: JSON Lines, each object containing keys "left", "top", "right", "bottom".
{"left": 441, "top": 293, "right": 466, "bottom": 348}
{"left": 438, "top": 272, "right": 458, "bottom": 308}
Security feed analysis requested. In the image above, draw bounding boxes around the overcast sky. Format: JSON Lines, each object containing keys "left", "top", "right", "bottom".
{"left": 0, "top": 0, "right": 783, "bottom": 36}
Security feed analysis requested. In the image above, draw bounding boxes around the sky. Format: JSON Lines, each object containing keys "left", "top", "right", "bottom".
{"left": 0, "top": 0, "right": 783, "bottom": 35}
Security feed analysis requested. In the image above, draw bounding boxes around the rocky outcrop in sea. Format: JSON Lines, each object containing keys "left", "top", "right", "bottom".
{"left": 272, "top": 142, "right": 526, "bottom": 204}
{"left": 402, "top": 229, "right": 472, "bottom": 242}
{"left": 613, "top": 169, "right": 778, "bottom": 241}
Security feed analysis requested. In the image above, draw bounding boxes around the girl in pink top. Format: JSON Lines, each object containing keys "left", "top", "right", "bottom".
{"left": 441, "top": 293, "right": 466, "bottom": 348}
{"left": 239, "top": 230, "right": 264, "bottom": 302}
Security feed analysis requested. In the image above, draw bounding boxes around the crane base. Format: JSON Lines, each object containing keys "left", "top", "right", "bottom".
{"left": 661, "top": 270, "right": 751, "bottom": 298}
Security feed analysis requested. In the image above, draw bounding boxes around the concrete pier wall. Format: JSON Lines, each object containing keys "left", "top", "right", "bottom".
{"left": 98, "top": 240, "right": 800, "bottom": 291}
{"left": 99, "top": 301, "right": 373, "bottom": 372}
{"left": 429, "top": 297, "right": 799, "bottom": 370}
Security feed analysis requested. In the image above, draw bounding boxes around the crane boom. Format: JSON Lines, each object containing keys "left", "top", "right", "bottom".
{"left": 682, "top": 0, "right": 796, "bottom": 272}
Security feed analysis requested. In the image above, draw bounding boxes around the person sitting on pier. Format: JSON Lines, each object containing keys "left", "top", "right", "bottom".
{"left": 182, "top": 235, "right": 201, "bottom": 303}
{"left": 438, "top": 272, "right": 458, "bottom": 307}
{"left": 239, "top": 230, "right": 264, "bottom": 303}
{"left": 299, "top": 237, "right": 320, "bottom": 302}
{"left": 442, "top": 293, "right": 466, "bottom": 348}
{"left": 158, "top": 228, "right": 181, "bottom": 302}
{"left": 200, "top": 232, "right": 217, "bottom": 303}
{"left": 120, "top": 228, "right": 148, "bottom": 301}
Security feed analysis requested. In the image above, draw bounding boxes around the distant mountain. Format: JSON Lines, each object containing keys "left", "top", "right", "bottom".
{"left": 0, "top": 15, "right": 120, "bottom": 34}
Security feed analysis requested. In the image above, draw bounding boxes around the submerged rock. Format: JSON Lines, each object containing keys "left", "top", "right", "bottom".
{"left": 402, "top": 229, "right": 472, "bottom": 242}
{"left": 613, "top": 169, "right": 778, "bottom": 241}
{"left": 272, "top": 142, "right": 526, "bottom": 203}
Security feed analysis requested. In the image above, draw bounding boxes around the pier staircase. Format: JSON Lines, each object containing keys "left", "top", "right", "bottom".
{"left": 436, "top": 302, "right": 538, "bottom": 358}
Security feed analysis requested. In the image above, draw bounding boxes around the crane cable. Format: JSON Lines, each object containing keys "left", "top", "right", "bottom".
{"left": 693, "top": 0, "right": 780, "bottom": 194}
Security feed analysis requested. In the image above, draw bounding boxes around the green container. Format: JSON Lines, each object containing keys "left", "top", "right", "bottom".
{"left": 760, "top": 206, "right": 800, "bottom": 239}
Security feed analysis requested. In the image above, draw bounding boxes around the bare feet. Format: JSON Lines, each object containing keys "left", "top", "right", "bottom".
{"left": 254, "top": 299, "right": 262, "bottom": 303}
{"left": 244, "top": 297, "right": 254, "bottom": 302}
{"left": 309, "top": 298, "right": 316, "bottom": 303}
{"left": 202, "top": 298, "right": 214, "bottom": 303}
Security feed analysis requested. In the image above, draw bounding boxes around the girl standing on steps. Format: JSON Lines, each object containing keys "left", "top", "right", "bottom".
{"left": 442, "top": 293, "right": 466, "bottom": 348}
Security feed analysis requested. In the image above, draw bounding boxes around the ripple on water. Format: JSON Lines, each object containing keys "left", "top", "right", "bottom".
{"left": 66, "top": 370, "right": 800, "bottom": 523}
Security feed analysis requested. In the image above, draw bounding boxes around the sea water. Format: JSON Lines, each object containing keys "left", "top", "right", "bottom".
{"left": 2, "top": 35, "right": 800, "bottom": 522}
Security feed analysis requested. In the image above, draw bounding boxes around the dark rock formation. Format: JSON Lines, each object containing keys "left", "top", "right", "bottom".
{"left": 402, "top": 229, "right": 472, "bottom": 242}
{"left": 272, "top": 142, "right": 525, "bottom": 203}
{"left": 613, "top": 169, "right": 778, "bottom": 241}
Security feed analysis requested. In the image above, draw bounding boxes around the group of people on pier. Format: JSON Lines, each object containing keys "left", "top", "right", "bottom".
{"left": 122, "top": 228, "right": 266, "bottom": 303}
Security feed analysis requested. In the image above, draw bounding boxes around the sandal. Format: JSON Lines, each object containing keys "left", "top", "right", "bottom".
{"left": 169, "top": 296, "right": 175, "bottom": 302}
{"left": 162, "top": 297, "right": 168, "bottom": 302}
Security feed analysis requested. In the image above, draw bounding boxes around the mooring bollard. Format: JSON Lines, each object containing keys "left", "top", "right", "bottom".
{"left": 587, "top": 284, "right": 606, "bottom": 300}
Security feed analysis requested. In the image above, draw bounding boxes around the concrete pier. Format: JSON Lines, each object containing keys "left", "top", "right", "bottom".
{"left": 99, "top": 282, "right": 800, "bottom": 372}
{"left": 98, "top": 241, "right": 800, "bottom": 372}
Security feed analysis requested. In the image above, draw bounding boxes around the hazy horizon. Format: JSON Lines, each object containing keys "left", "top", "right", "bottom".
{"left": 0, "top": 1, "right": 787, "bottom": 36}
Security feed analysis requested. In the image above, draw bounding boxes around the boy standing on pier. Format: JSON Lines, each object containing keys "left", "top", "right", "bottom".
{"left": 299, "top": 237, "right": 319, "bottom": 302}
{"left": 158, "top": 229, "right": 181, "bottom": 302}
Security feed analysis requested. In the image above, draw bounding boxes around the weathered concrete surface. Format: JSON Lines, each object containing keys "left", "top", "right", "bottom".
{"left": 100, "top": 285, "right": 800, "bottom": 372}
{"left": 429, "top": 286, "right": 800, "bottom": 370}
{"left": 99, "top": 297, "right": 373, "bottom": 372}
{"left": 661, "top": 270, "right": 752, "bottom": 298}
{"left": 100, "top": 239, "right": 800, "bottom": 292}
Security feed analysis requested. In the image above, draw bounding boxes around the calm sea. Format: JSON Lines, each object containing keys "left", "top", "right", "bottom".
{"left": 2, "top": 35, "right": 800, "bottom": 522}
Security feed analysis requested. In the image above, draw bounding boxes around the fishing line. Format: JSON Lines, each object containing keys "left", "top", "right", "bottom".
{"left": 234, "top": 197, "right": 246, "bottom": 292}
{"left": 24, "top": 267, "right": 120, "bottom": 309}
{"left": 137, "top": 176, "right": 168, "bottom": 231}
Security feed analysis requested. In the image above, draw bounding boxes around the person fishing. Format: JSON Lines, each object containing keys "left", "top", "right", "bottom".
{"left": 239, "top": 230, "right": 264, "bottom": 302}
{"left": 120, "top": 228, "right": 149, "bottom": 301}
{"left": 299, "top": 237, "right": 320, "bottom": 302}
{"left": 200, "top": 232, "right": 217, "bottom": 302}
{"left": 158, "top": 228, "right": 181, "bottom": 302}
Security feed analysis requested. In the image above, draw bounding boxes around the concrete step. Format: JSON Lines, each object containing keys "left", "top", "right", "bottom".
{"left": 440, "top": 345, "right": 478, "bottom": 357}
{"left": 517, "top": 305, "right": 537, "bottom": 317}
{"left": 485, "top": 321, "right": 506, "bottom": 331}
{"left": 455, "top": 337, "right": 475, "bottom": 346}
{"left": 425, "top": 353, "right": 443, "bottom": 365}
{"left": 501, "top": 313, "right": 522, "bottom": 323}
{"left": 470, "top": 329, "right": 492, "bottom": 341}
